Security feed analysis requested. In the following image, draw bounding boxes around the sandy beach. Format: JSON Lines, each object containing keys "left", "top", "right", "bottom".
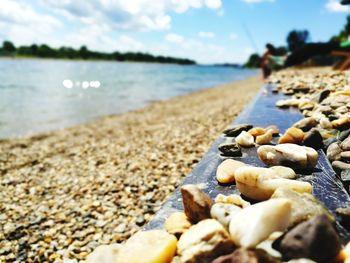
{"left": 0, "top": 75, "right": 262, "bottom": 262}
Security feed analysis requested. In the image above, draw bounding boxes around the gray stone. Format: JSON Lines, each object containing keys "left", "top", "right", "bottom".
{"left": 218, "top": 143, "right": 242, "bottom": 157}
{"left": 223, "top": 124, "right": 253, "bottom": 137}
{"left": 326, "top": 142, "right": 342, "bottom": 162}
{"left": 339, "top": 129, "right": 350, "bottom": 142}
{"left": 293, "top": 117, "right": 318, "bottom": 132}
{"left": 303, "top": 128, "right": 323, "bottom": 149}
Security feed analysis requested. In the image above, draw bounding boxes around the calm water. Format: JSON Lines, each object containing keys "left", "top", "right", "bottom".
{"left": 0, "top": 58, "right": 257, "bottom": 138}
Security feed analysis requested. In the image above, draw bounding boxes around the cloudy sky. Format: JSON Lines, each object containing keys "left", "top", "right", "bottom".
{"left": 0, "top": 0, "right": 349, "bottom": 64}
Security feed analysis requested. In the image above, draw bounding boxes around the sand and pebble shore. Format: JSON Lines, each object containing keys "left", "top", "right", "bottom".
{"left": 0, "top": 76, "right": 261, "bottom": 262}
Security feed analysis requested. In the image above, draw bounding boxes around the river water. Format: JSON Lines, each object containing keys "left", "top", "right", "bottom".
{"left": 0, "top": 58, "right": 257, "bottom": 138}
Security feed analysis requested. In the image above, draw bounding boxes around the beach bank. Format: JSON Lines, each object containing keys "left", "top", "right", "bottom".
{"left": 0, "top": 75, "right": 261, "bottom": 262}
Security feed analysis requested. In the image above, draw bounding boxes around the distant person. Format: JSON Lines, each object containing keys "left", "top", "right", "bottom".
{"left": 261, "top": 40, "right": 350, "bottom": 76}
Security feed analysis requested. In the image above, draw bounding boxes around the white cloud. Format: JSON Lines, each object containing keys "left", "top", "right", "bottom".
{"left": 0, "top": 0, "right": 62, "bottom": 46}
{"left": 165, "top": 33, "right": 184, "bottom": 43}
{"left": 241, "top": 0, "right": 275, "bottom": 3}
{"left": 43, "top": 0, "right": 222, "bottom": 32}
{"left": 325, "top": 0, "right": 350, "bottom": 12}
{"left": 198, "top": 31, "right": 215, "bottom": 38}
{"left": 229, "top": 33, "right": 238, "bottom": 40}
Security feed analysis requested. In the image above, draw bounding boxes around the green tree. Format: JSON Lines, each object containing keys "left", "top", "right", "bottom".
{"left": 245, "top": 53, "right": 261, "bottom": 68}
{"left": 2, "top": 41, "right": 16, "bottom": 52}
{"left": 286, "top": 30, "right": 310, "bottom": 52}
{"left": 79, "top": 45, "right": 89, "bottom": 59}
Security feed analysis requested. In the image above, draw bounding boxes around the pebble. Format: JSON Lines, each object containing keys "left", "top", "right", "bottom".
{"left": 320, "top": 117, "right": 333, "bottom": 129}
{"left": 212, "top": 248, "right": 279, "bottom": 263}
{"left": 256, "top": 129, "right": 274, "bottom": 145}
{"left": 248, "top": 127, "right": 266, "bottom": 137}
{"left": 217, "top": 142, "right": 242, "bottom": 157}
{"left": 292, "top": 117, "right": 318, "bottom": 132}
{"left": 117, "top": 230, "right": 177, "bottom": 263}
{"left": 341, "top": 135, "right": 350, "bottom": 151}
{"left": 257, "top": 144, "right": 318, "bottom": 169}
{"left": 327, "top": 142, "right": 342, "bottom": 162}
{"left": 223, "top": 124, "right": 253, "bottom": 137}
{"left": 214, "top": 194, "right": 250, "bottom": 208}
{"left": 311, "top": 89, "right": 330, "bottom": 103}
{"left": 302, "top": 128, "right": 323, "bottom": 149}
{"left": 273, "top": 215, "right": 341, "bottom": 263}
{"left": 278, "top": 127, "right": 304, "bottom": 144}
{"left": 210, "top": 203, "right": 241, "bottom": 228}
{"left": 177, "top": 219, "right": 234, "bottom": 263}
{"left": 332, "top": 161, "right": 350, "bottom": 175}
{"left": 332, "top": 117, "right": 350, "bottom": 130}
{"left": 164, "top": 212, "right": 191, "bottom": 237}
{"left": 339, "top": 128, "right": 350, "bottom": 141}
{"left": 229, "top": 199, "right": 291, "bottom": 247}
{"left": 336, "top": 207, "right": 350, "bottom": 230}
{"left": 235, "top": 131, "right": 255, "bottom": 147}
{"left": 85, "top": 244, "right": 121, "bottom": 263}
{"left": 271, "top": 188, "right": 334, "bottom": 227}
{"left": 216, "top": 159, "right": 247, "bottom": 184}
{"left": 266, "top": 125, "right": 280, "bottom": 136}
{"left": 341, "top": 151, "right": 350, "bottom": 161}
{"left": 181, "top": 184, "right": 213, "bottom": 223}
{"left": 235, "top": 166, "right": 311, "bottom": 201}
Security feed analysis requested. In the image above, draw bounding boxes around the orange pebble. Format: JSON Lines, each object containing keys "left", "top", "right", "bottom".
{"left": 248, "top": 127, "right": 266, "bottom": 137}
{"left": 278, "top": 127, "right": 304, "bottom": 144}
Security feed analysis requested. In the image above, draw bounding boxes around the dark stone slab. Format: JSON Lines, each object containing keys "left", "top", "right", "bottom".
{"left": 144, "top": 85, "right": 350, "bottom": 243}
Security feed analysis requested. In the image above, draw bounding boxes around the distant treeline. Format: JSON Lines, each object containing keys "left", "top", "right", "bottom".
{"left": 0, "top": 41, "right": 196, "bottom": 65}
{"left": 245, "top": 15, "right": 350, "bottom": 68}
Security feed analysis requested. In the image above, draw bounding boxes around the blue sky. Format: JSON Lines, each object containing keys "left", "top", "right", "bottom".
{"left": 0, "top": 0, "right": 349, "bottom": 63}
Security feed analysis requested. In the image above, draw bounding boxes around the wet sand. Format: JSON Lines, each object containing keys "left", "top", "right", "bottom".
{"left": 0, "top": 75, "right": 261, "bottom": 262}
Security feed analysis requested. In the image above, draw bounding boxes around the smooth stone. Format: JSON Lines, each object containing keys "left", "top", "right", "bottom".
{"left": 272, "top": 215, "right": 341, "bottom": 263}
{"left": 341, "top": 135, "right": 350, "bottom": 151}
{"left": 341, "top": 151, "right": 350, "bottom": 161}
{"left": 293, "top": 117, "right": 318, "bottom": 132}
{"left": 311, "top": 89, "right": 330, "bottom": 103}
{"left": 271, "top": 188, "right": 334, "bottom": 227}
{"left": 218, "top": 143, "right": 242, "bottom": 157}
{"left": 266, "top": 125, "right": 280, "bottom": 136}
{"left": 229, "top": 199, "right": 291, "bottom": 248}
{"left": 216, "top": 159, "right": 247, "bottom": 184}
{"left": 319, "top": 117, "right": 333, "bottom": 129}
{"left": 235, "top": 131, "right": 255, "bottom": 147}
{"left": 298, "top": 101, "right": 315, "bottom": 111}
{"left": 177, "top": 219, "right": 234, "bottom": 263}
{"left": 248, "top": 127, "right": 266, "bottom": 137}
{"left": 210, "top": 203, "right": 241, "bottom": 228}
{"left": 278, "top": 127, "right": 304, "bottom": 144}
{"left": 336, "top": 207, "right": 350, "bottom": 230}
{"left": 86, "top": 244, "right": 121, "bottom": 263}
{"left": 326, "top": 142, "right": 342, "bottom": 162}
{"left": 323, "top": 138, "right": 338, "bottom": 150}
{"left": 332, "top": 161, "right": 350, "bottom": 175}
{"left": 181, "top": 184, "right": 213, "bottom": 223}
{"left": 214, "top": 194, "right": 250, "bottom": 208}
{"left": 164, "top": 212, "right": 191, "bottom": 237}
{"left": 257, "top": 144, "right": 318, "bottom": 169}
{"left": 339, "top": 129, "right": 350, "bottom": 141}
{"left": 223, "top": 124, "right": 253, "bottom": 137}
{"left": 212, "top": 248, "right": 279, "bottom": 263}
{"left": 256, "top": 130, "right": 274, "bottom": 145}
{"left": 332, "top": 117, "right": 350, "bottom": 130}
{"left": 302, "top": 128, "right": 323, "bottom": 149}
{"left": 235, "top": 166, "right": 310, "bottom": 201}
{"left": 117, "top": 230, "right": 177, "bottom": 263}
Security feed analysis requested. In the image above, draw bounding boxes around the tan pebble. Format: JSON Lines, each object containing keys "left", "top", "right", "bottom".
{"left": 332, "top": 117, "right": 350, "bottom": 129}
{"left": 118, "top": 230, "right": 177, "bottom": 263}
{"left": 278, "top": 127, "right": 304, "bottom": 144}
{"left": 177, "top": 219, "right": 234, "bottom": 263}
{"left": 216, "top": 159, "right": 247, "bottom": 184}
{"left": 164, "top": 212, "right": 191, "bottom": 236}
{"left": 248, "top": 127, "right": 266, "bottom": 137}
{"left": 266, "top": 125, "right": 280, "bottom": 136}
{"left": 298, "top": 101, "right": 315, "bottom": 111}
{"left": 214, "top": 194, "right": 250, "bottom": 208}
{"left": 320, "top": 117, "right": 333, "bottom": 129}
{"left": 256, "top": 130, "right": 273, "bottom": 145}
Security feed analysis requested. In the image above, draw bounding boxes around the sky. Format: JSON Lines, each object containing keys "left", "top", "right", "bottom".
{"left": 0, "top": 0, "right": 349, "bottom": 64}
